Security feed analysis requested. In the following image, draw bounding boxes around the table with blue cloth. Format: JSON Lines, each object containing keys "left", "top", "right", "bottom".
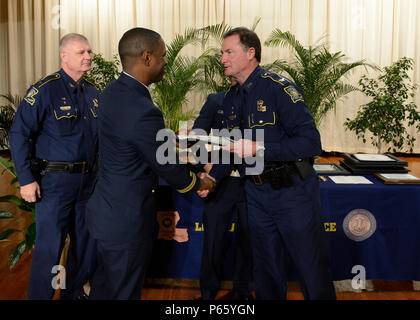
{"left": 147, "top": 175, "right": 420, "bottom": 281}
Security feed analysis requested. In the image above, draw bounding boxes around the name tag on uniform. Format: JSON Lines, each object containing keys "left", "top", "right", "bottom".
{"left": 60, "top": 106, "right": 72, "bottom": 111}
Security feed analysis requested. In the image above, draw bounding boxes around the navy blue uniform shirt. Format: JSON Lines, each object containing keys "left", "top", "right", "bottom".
{"left": 210, "top": 66, "right": 321, "bottom": 181}
{"left": 9, "top": 69, "right": 99, "bottom": 186}
{"left": 192, "top": 92, "right": 226, "bottom": 134}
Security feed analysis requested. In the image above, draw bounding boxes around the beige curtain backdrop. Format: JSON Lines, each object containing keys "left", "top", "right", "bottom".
{"left": 1, "top": 0, "right": 419, "bottom": 153}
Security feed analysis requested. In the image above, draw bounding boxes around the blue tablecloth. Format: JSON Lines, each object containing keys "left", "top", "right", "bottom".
{"left": 148, "top": 175, "right": 420, "bottom": 281}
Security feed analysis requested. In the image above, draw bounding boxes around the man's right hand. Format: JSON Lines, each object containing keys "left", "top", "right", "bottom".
{"left": 197, "top": 172, "right": 216, "bottom": 198}
{"left": 20, "top": 181, "right": 41, "bottom": 203}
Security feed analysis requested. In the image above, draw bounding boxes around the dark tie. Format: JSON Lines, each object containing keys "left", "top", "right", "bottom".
{"left": 76, "top": 84, "right": 95, "bottom": 165}
{"left": 237, "top": 86, "right": 245, "bottom": 131}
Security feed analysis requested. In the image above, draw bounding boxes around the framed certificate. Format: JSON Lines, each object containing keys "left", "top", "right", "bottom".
{"left": 343, "top": 153, "right": 408, "bottom": 167}
{"left": 374, "top": 173, "right": 420, "bottom": 184}
{"left": 313, "top": 163, "right": 350, "bottom": 175}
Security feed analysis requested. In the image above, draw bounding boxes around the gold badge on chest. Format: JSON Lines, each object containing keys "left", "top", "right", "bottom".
{"left": 257, "top": 100, "right": 266, "bottom": 112}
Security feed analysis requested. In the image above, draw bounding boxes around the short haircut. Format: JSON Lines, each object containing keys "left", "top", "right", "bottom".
{"left": 59, "top": 33, "right": 89, "bottom": 52}
{"left": 118, "top": 27, "right": 162, "bottom": 70}
{"left": 223, "top": 27, "right": 261, "bottom": 63}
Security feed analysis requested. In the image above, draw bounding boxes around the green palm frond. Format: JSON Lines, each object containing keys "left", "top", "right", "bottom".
{"left": 166, "top": 28, "right": 203, "bottom": 67}
{"left": 250, "top": 17, "right": 262, "bottom": 32}
{"left": 199, "top": 23, "right": 232, "bottom": 46}
{"left": 0, "top": 94, "right": 21, "bottom": 150}
{"left": 0, "top": 93, "right": 22, "bottom": 111}
{"left": 151, "top": 29, "right": 209, "bottom": 132}
{"left": 264, "top": 29, "right": 373, "bottom": 126}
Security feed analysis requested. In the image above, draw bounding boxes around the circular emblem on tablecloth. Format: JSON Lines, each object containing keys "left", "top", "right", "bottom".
{"left": 343, "top": 209, "right": 376, "bottom": 242}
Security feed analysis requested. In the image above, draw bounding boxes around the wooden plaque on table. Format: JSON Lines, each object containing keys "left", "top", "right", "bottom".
{"left": 374, "top": 173, "right": 420, "bottom": 184}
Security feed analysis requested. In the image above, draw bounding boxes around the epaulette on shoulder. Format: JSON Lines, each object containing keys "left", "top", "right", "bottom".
{"left": 261, "top": 71, "right": 291, "bottom": 86}
{"left": 261, "top": 71, "right": 305, "bottom": 103}
{"left": 33, "top": 72, "right": 61, "bottom": 89}
{"left": 23, "top": 73, "right": 61, "bottom": 106}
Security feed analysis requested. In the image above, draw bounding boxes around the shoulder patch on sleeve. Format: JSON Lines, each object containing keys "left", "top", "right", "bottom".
{"left": 284, "top": 85, "right": 304, "bottom": 103}
{"left": 24, "top": 73, "right": 61, "bottom": 106}
{"left": 23, "top": 87, "right": 39, "bottom": 106}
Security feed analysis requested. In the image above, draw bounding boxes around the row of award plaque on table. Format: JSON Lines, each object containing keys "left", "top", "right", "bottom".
{"left": 313, "top": 153, "right": 420, "bottom": 184}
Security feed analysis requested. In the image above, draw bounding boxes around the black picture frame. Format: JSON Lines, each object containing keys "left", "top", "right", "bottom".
{"left": 339, "top": 160, "right": 409, "bottom": 174}
{"left": 313, "top": 163, "right": 351, "bottom": 175}
{"left": 342, "top": 153, "right": 408, "bottom": 167}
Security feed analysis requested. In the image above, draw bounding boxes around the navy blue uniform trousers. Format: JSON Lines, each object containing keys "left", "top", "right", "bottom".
{"left": 245, "top": 173, "right": 336, "bottom": 300}
{"left": 88, "top": 238, "right": 153, "bottom": 300}
{"left": 28, "top": 171, "right": 96, "bottom": 300}
{"left": 200, "top": 176, "right": 252, "bottom": 299}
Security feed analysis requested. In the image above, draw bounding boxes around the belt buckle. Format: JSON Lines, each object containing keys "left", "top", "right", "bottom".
{"left": 252, "top": 175, "right": 263, "bottom": 185}
{"left": 81, "top": 162, "right": 88, "bottom": 174}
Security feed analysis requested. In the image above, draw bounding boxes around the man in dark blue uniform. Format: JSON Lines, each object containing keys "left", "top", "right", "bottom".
{"left": 9, "top": 33, "right": 98, "bottom": 300}
{"left": 210, "top": 27, "right": 336, "bottom": 300}
{"left": 85, "top": 27, "right": 215, "bottom": 300}
{"left": 192, "top": 90, "right": 253, "bottom": 300}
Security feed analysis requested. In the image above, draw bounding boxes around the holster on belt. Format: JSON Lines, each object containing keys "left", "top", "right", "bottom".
{"left": 251, "top": 158, "right": 314, "bottom": 189}
{"left": 30, "top": 158, "right": 47, "bottom": 181}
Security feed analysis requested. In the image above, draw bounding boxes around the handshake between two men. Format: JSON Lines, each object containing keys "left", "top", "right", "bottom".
{"left": 180, "top": 134, "right": 260, "bottom": 199}
{"left": 197, "top": 168, "right": 216, "bottom": 198}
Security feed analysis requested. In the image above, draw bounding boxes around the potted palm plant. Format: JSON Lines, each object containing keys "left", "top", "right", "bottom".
{"left": 0, "top": 156, "right": 35, "bottom": 269}
{"left": 151, "top": 28, "right": 213, "bottom": 133}
{"left": 199, "top": 22, "right": 233, "bottom": 95}
{"left": 264, "top": 29, "right": 374, "bottom": 127}
{"left": 0, "top": 94, "right": 21, "bottom": 150}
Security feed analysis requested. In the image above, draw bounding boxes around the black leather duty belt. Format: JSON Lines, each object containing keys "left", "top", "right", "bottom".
{"left": 249, "top": 158, "right": 314, "bottom": 187}
{"left": 43, "top": 161, "right": 91, "bottom": 174}
{"left": 250, "top": 163, "right": 297, "bottom": 186}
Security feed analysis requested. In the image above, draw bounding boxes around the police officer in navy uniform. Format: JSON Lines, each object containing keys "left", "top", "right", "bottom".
{"left": 192, "top": 90, "right": 253, "bottom": 300}
{"left": 209, "top": 27, "right": 336, "bottom": 300}
{"left": 9, "top": 33, "right": 98, "bottom": 300}
{"left": 85, "top": 27, "right": 215, "bottom": 300}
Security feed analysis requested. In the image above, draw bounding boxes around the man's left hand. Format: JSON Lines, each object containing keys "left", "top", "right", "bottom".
{"left": 221, "top": 139, "right": 257, "bottom": 158}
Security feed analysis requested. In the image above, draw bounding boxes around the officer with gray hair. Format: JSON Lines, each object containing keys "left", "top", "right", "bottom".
{"left": 9, "top": 33, "right": 98, "bottom": 299}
